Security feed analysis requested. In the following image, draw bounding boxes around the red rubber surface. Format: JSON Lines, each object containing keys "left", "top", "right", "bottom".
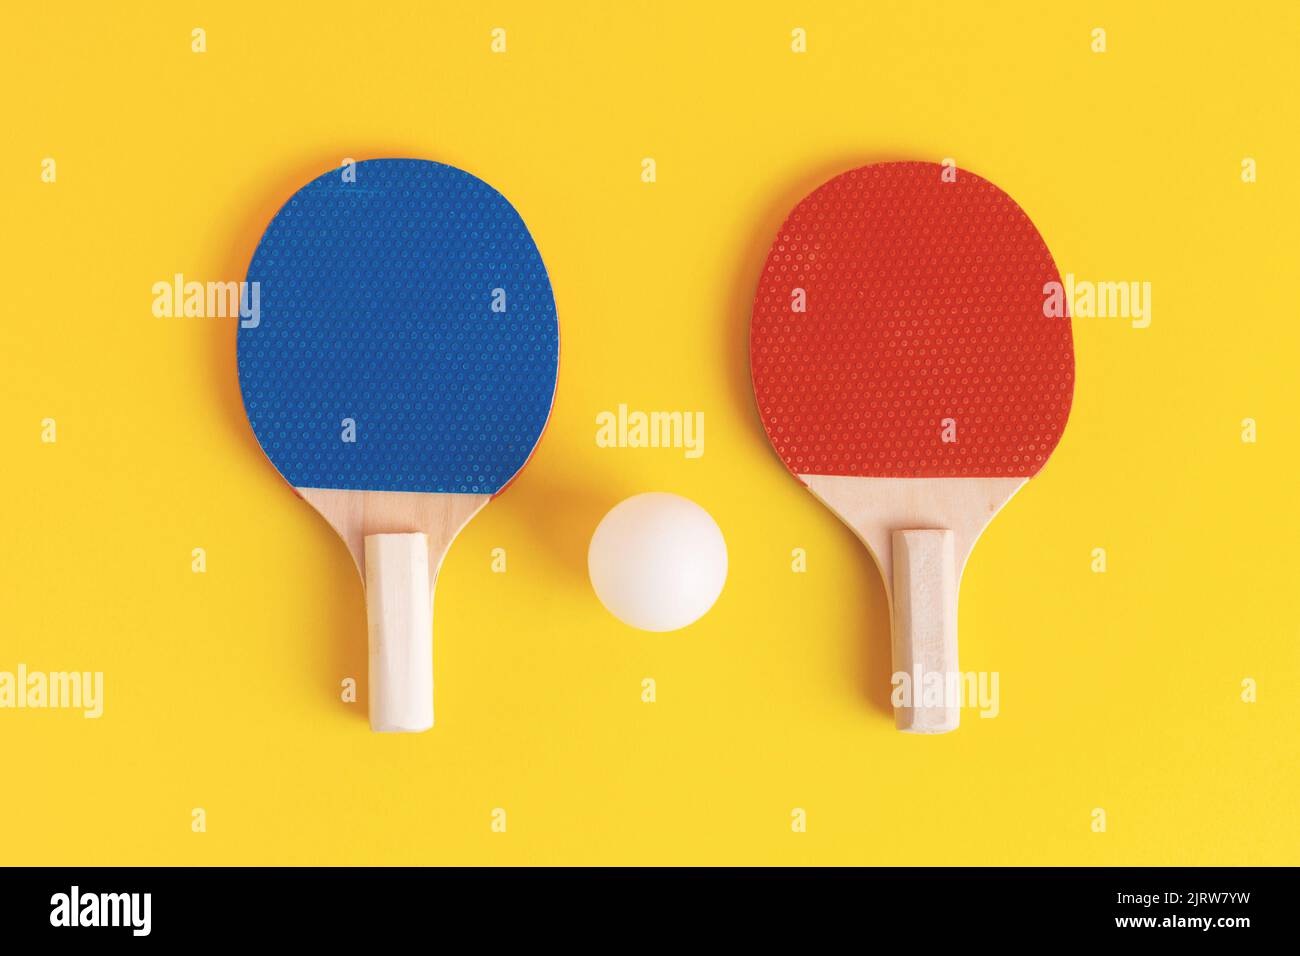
{"left": 751, "top": 162, "right": 1073, "bottom": 479}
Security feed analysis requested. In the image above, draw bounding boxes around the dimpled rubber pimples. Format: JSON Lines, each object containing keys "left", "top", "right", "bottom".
{"left": 238, "top": 159, "right": 558, "bottom": 495}
{"left": 750, "top": 162, "right": 1073, "bottom": 479}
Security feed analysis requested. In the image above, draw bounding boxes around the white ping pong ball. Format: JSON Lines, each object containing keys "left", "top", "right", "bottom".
{"left": 588, "top": 493, "right": 728, "bottom": 632}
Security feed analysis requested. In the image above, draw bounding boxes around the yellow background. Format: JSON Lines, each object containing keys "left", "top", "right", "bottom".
{"left": 4, "top": 1, "right": 1297, "bottom": 866}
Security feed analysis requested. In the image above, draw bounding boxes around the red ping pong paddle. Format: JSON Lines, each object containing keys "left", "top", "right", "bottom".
{"left": 750, "top": 161, "right": 1073, "bottom": 734}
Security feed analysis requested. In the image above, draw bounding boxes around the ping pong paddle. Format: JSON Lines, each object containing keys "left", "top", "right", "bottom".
{"left": 238, "top": 158, "right": 558, "bottom": 733}
{"left": 750, "top": 161, "right": 1073, "bottom": 734}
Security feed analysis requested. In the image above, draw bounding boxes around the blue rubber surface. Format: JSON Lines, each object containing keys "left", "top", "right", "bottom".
{"left": 238, "top": 159, "right": 558, "bottom": 495}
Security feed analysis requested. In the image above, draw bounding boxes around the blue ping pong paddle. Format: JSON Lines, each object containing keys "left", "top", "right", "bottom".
{"left": 238, "top": 159, "right": 558, "bottom": 733}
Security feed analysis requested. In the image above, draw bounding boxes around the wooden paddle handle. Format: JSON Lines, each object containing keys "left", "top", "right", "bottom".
{"left": 891, "top": 529, "right": 960, "bottom": 734}
{"left": 364, "top": 533, "right": 434, "bottom": 733}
